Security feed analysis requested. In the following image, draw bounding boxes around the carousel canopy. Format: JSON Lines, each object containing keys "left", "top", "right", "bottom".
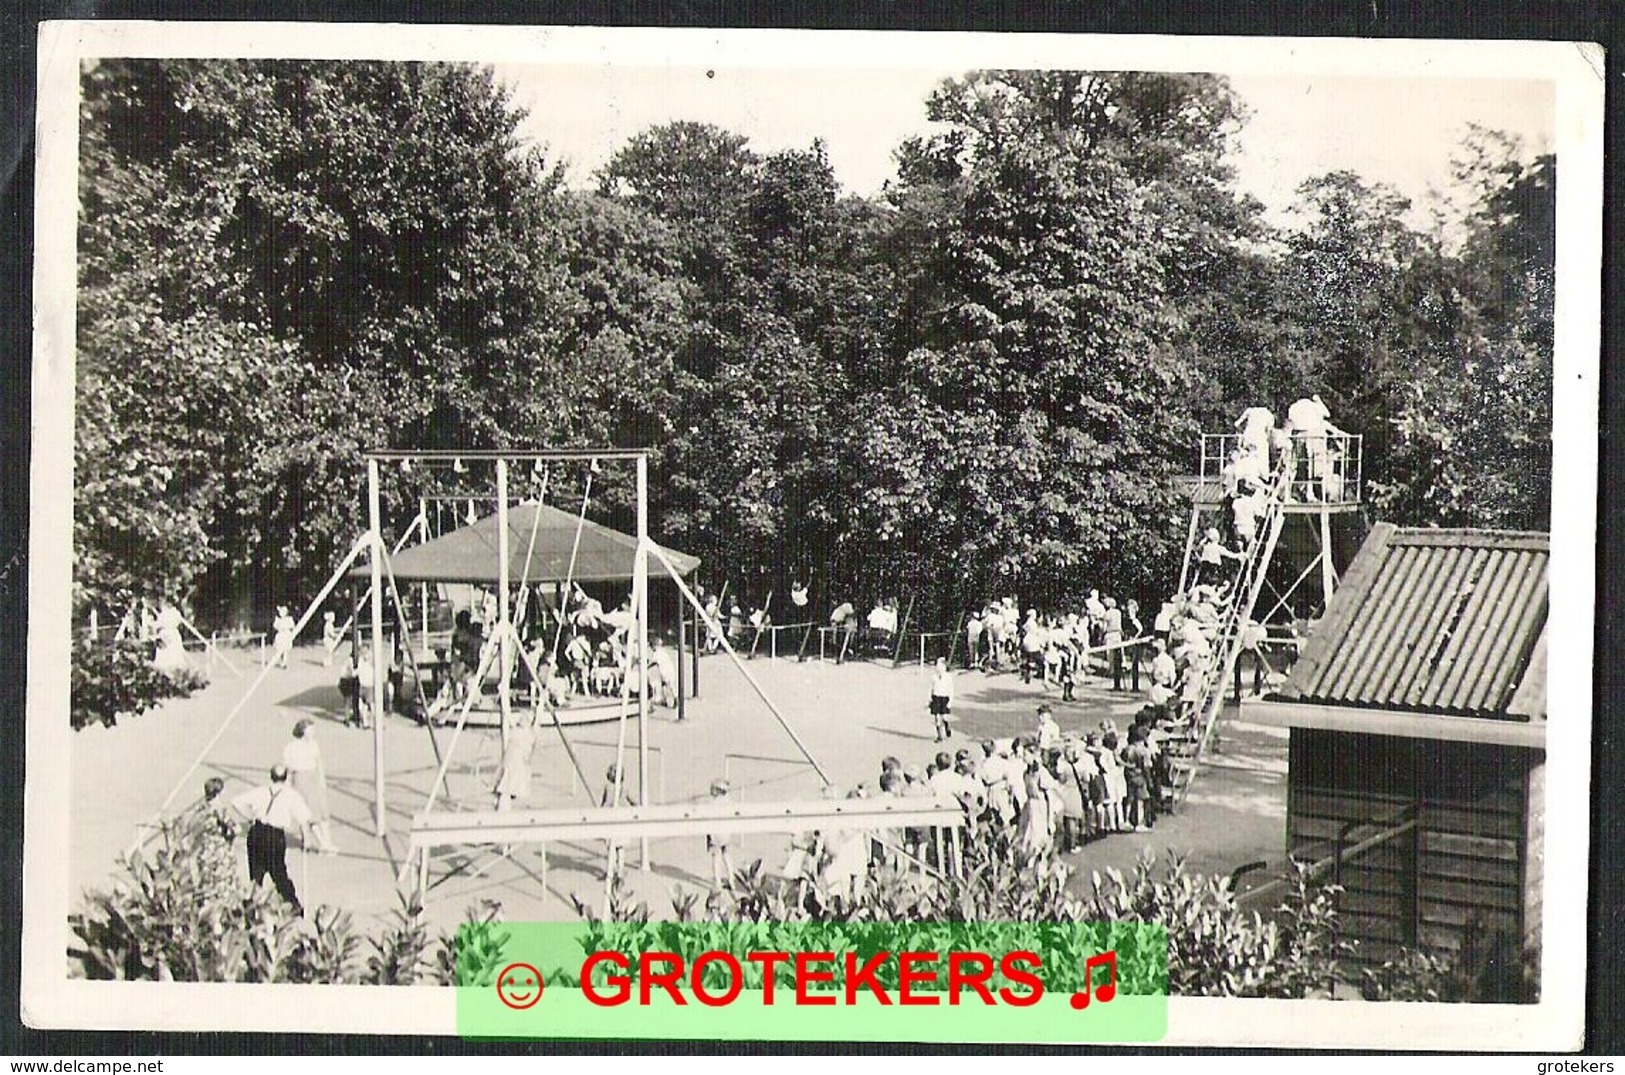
{"left": 355, "top": 500, "right": 699, "bottom": 586}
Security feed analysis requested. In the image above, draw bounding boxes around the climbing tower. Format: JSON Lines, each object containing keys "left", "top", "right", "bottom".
{"left": 1179, "top": 429, "right": 1364, "bottom": 650}
{"left": 1167, "top": 428, "right": 1363, "bottom": 804}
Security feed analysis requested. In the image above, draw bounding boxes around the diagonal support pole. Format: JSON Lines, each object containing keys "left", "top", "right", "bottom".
{"left": 648, "top": 541, "right": 832, "bottom": 786}
{"left": 131, "top": 534, "right": 374, "bottom": 858}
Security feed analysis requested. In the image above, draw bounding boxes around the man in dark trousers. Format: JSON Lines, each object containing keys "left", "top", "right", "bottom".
{"left": 232, "top": 764, "right": 314, "bottom": 915}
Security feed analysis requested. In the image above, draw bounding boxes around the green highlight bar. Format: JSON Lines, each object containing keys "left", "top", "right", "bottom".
{"left": 457, "top": 920, "right": 1168, "bottom": 1042}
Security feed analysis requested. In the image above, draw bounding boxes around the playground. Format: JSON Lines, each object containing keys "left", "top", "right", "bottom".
{"left": 70, "top": 638, "right": 1290, "bottom": 934}
{"left": 69, "top": 436, "right": 1343, "bottom": 937}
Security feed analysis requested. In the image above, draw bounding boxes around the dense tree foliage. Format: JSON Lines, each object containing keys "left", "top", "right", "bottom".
{"left": 75, "top": 61, "right": 1557, "bottom": 634}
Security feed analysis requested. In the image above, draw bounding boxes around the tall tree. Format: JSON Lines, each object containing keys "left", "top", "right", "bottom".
{"left": 1377, "top": 132, "right": 1554, "bottom": 530}
{"left": 870, "top": 71, "right": 1208, "bottom": 610}
{"left": 77, "top": 60, "right": 575, "bottom": 619}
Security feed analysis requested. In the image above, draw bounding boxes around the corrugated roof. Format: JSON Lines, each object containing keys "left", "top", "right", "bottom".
{"left": 1273, "top": 523, "right": 1547, "bottom": 721}
{"left": 351, "top": 501, "right": 700, "bottom": 585}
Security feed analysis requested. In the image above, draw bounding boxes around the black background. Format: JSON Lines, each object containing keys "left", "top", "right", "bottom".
{"left": 0, "top": 0, "right": 1617, "bottom": 1057}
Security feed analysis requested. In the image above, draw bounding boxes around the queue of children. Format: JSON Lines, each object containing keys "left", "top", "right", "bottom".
{"left": 962, "top": 592, "right": 1143, "bottom": 694}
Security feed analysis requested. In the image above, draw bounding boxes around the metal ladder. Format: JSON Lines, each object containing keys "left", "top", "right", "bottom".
{"left": 1170, "top": 449, "right": 1294, "bottom": 806}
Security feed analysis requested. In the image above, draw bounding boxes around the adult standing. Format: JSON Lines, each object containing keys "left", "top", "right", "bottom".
{"left": 272, "top": 605, "right": 297, "bottom": 669}
{"left": 188, "top": 776, "right": 241, "bottom": 902}
{"left": 1020, "top": 611, "right": 1046, "bottom": 685}
{"left": 819, "top": 791, "right": 872, "bottom": 903}
{"left": 1103, "top": 598, "right": 1124, "bottom": 674}
{"left": 1235, "top": 405, "right": 1274, "bottom": 458}
{"left": 1287, "top": 393, "right": 1336, "bottom": 500}
{"left": 152, "top": 604, "right": 188, "bottom": 675}
{"left": 231, "top": 765, "right": 314, "bottom": 916}
{"left": 1017, "top": 758, "right": 1056, "bottom": 857}
{"left": 1084, "top": 590, "right": 1107, "bottom": 647}
{"left": 964, "top": 611, "right": 984, "bottom": 671}
{"left": 320, "top": 611, "right": 341, "bottom": 668}
{"left": 281, "top": 719, "right": 337, "bottom": 854}
{"left": 493, "top": 707, "right": 538, "bottom": 812}
{"left": 929, "top": 657, "right": 956, "bottom": 742}
{"left": 982, "top": 605, "right": 1006, "bottom": 671}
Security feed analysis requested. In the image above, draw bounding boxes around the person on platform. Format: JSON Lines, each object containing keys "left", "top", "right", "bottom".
{"left": 1287, "top": 393, "right": 1343, "bottom": 500}
{"left": 231, "top": 765, "right": 314, "bottom": 916}
{"left": 1235, "top": 405, "right": 1275, "bottom": 459}
{"left": 570, "top": 585, "right": 605, "bottom": 632}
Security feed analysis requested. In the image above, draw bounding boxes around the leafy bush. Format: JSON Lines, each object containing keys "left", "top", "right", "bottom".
{"left": 70, "top": 633, "right": 207, "bottom": 729}
{"left": 1359, "top": 916, "right": 1537, "bottom": 1003}
{"left": 69, "top": 804, "right": 1523, "bottom": 1003}
{"left": 70, "top": 811, "right": 498, "bottom": 983}
{"left": 573, "top": 815, "right": 1348, "bottom": 999}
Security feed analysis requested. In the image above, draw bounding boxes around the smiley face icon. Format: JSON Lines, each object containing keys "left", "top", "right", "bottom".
{"left": 495, "top": 962, "right": 544, "bottom": 1009}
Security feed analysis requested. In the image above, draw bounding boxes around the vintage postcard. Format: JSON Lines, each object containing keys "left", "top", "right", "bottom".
{"left": 22, "top": 22, "right": 1602, "bottom": 1049}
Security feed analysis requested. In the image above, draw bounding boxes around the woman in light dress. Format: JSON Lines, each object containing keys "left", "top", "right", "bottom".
{"left": 272, "top": 605, "right": 297, "bottom": 668}
{"left": 152, "top": 604, "right": 188, "bottom": 675}
{"left": 281, "top": 719, "right": 337, "bottom": 853}
{"left": 1017, "top": 761, "right": 1055, "bottom": 857}
{"left": 493, "top": 707, "right": 538, "bottom": 812}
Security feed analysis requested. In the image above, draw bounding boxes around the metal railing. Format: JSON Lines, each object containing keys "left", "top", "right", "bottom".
{"left": 1198, "top": 430, "right": 1363, "bottom": 507}
{"left": 1173, "top": 447, "right": 1296, "bottom": 805}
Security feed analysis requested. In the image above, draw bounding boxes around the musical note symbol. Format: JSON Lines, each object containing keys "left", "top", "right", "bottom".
{"left": 1069, "top": 950, "right": 1118, "bottom": 1009}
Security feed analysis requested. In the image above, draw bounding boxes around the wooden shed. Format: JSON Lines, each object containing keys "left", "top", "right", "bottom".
{"left": 1255, "top": 523, "right": 1547, "bottom": 975}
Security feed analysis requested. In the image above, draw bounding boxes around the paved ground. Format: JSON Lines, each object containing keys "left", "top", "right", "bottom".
{"left": 71, "top": 644, "right": 1289, "bottom": 935}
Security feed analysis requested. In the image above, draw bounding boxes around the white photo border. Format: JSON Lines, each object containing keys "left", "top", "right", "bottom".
{"left": 22, "top": 21, "right": 1604, "bottom": 1050}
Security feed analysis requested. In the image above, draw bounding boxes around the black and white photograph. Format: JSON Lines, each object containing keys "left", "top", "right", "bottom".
{"left": 20, "top": 22, "right": 1602, "bottom": 1049}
